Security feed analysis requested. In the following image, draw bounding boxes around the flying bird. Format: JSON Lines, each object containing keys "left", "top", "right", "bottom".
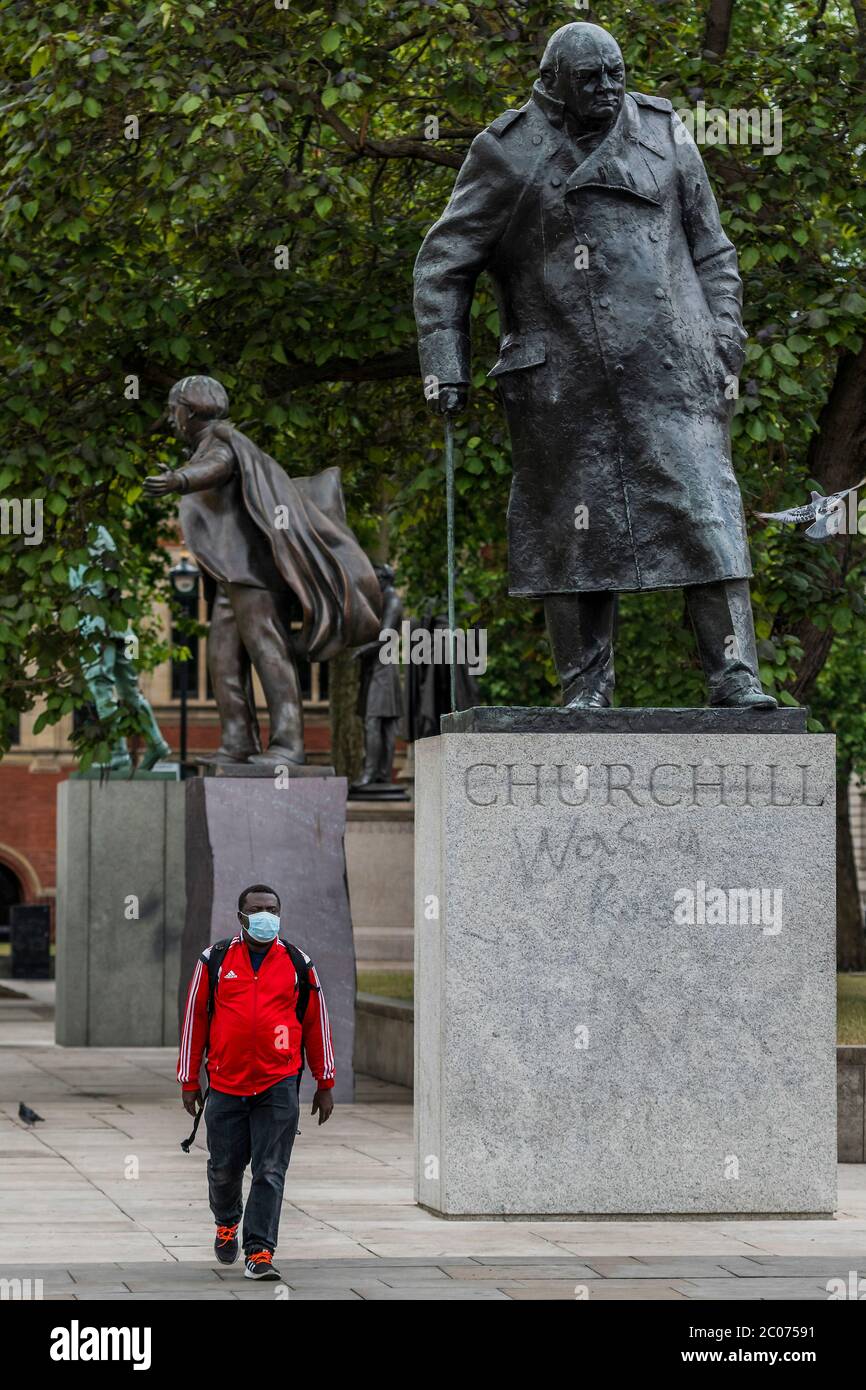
{"left": 756, "top": 477, "right": 866, "bottom": 541}
{"left": 18, "top": 1102, "right": 44, "bottom": 1126}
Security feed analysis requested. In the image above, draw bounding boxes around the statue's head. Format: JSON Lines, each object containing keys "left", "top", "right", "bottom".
{"left": 539, "top": 22, "right": 625, "bottom": 129}
{"left": 167, "top": 375, "right": 229, "bottom": 443}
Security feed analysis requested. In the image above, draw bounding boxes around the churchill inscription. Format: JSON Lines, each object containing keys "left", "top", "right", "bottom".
{"left": 464, "top": 760, "right": 832, "bottom": 808}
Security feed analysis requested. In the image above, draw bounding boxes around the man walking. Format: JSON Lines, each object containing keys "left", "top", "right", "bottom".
{"left": 178, "top": 884, "right": 335, "bottom": 1281}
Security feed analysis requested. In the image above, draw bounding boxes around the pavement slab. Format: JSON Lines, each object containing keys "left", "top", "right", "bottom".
{"left": 0, "top": 1003, "right": 864, "bottom": 1301}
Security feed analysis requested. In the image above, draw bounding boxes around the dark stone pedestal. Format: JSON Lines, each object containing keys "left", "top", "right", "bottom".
{"left": 198, "top": 762, "right": 334, "bottom": 778}
{"left": 348, "top": 781, "right": 410, "bottom": 801}
{"left": 441, "top": 705, "right": 809, "bottom": 735}
{"left": 183, "top": 777, "right": 356, "bottom": 1102}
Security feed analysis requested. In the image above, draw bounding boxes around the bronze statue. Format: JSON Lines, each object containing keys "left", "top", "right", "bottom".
{"left": 351, "top": 564, "right": 404, "bottom": 789}
{"left": 69, "top": 524, "right": 171, "bottom": 773}
{"left": 144, "top": 376, "right": 381, "bottom": 765}
{"left": 413, "top": 21, "right": 776, "bottom": 710}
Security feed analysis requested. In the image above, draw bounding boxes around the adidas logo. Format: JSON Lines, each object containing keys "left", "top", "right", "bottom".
{"left": 224, "top": 970, "right": 238, "bottom": 979}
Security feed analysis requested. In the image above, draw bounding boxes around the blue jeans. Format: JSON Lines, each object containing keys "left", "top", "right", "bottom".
{"left": 205, "top": 1076, "right": 299, "bottom": 1254}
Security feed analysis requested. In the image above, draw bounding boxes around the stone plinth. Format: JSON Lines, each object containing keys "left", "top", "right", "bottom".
{"left": 415, "top": 725, "right": 836, "bottom": 1216}
{"left": 56, "top": 780, "right": 186, "bottom": 1046}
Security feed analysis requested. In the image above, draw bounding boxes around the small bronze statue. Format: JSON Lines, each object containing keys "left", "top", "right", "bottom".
{"left": 414, "top": 21, "right": 775, "bottom": 710}
{"left": 69, "top": 525, "right": 171, "bottom": 772}
{"left": 351, "top": 563, "right": 404, "bottom": 791}
{"left": 144, "top": 376, "right": 381, "bottom": 765}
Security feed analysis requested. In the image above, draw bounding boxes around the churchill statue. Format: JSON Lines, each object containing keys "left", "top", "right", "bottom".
{"left": 143, "top": 376, "right": 382, "bottom": 765}
{"left": 413, "top": 21, "right": 776, "bottom": 710}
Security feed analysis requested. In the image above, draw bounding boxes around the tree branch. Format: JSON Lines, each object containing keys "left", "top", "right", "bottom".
{"left": 313, "top": 96, "right": 471, "bottom": 168}
{"left": 702, "top": 0, "right": 736, "bottom": 58}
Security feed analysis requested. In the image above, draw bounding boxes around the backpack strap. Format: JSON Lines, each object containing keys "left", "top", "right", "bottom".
{"left": 180, "top": 1087, "right": 209, "bottom": 1153}
{"left": 281, "top": 940, "right": 319, "bottom": 1091}
{"left": 205, "top": 937, "right": 234, "bottom": 1019}
{"left": 281, "top": 939, "right": 318, "bottom": 1023}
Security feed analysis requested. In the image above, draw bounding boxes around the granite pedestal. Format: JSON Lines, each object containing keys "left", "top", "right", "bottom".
{"left": 56, "top": 780, "right": 186, "bottom": 1046}
{"left": 415, "top": 711, "right": 837, "bottom": 1216}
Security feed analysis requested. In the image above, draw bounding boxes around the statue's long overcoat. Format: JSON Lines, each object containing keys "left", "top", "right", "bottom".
{"left": 413, "top": 86, "right": 753, "bottom": 594}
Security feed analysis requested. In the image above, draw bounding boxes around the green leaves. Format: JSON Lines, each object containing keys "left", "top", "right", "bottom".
{"left": 770, "top": 343, "right": 799, "bottom": 366}
{"left": 841, "top": 292, "right": 866, "bottom": 317}
{"left": 0, "top": 0, "right": 865, "bottom": 755}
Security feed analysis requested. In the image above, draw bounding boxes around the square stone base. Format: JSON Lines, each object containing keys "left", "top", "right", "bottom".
{"left": 414, "top": 730, "right": 837, "bottom": 1216}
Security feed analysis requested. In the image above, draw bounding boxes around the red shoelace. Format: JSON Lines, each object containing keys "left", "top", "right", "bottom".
{"left": 216, "top": 1224, "right": 238, "bottom": 1245}
{"left": 247, "top": 1250, "right": 273, "bottom": 1266}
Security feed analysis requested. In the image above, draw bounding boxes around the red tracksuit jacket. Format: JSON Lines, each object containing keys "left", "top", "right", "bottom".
{"left": 178, "top": 934, "right": 335, "bottom": 1096}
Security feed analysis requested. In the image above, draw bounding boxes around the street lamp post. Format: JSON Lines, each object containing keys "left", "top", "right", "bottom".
{"left": 168, "top": 555, "right": 200, "bottom": 778}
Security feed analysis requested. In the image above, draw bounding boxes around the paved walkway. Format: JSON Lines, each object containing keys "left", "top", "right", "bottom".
{"left": 1, "top": 983, "right": 864, "bottom": 1300}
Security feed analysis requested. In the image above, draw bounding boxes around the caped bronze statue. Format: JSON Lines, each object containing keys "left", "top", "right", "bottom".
{"left": 414, "top": 21, "right": 775, "bottom": 710}
{"left": 144, "top": 376, "right": 381, "bottom": 765}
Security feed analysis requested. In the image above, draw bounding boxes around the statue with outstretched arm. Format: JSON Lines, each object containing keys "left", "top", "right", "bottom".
{"left": 144, "top": 376, "right": 382, "bottom": 765}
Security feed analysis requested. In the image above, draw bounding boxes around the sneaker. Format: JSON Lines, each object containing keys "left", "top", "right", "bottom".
{"left": 214, "top": 1223, "right": 239, "bottom": 1265}
{"left": 244, "top": 1249, "right": 281, "bottom": 1281}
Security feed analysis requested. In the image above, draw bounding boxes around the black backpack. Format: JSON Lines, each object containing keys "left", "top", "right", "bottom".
{"left": 181, "top": 936, "right": 318, "bottom": 1153}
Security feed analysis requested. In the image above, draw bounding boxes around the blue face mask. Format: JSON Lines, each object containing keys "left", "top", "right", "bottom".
{"left": 244, "top": 911, "right": 280, "bottom": 943}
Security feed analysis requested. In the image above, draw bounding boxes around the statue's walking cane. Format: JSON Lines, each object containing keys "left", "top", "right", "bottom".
{"left": 444, "top": 413, "right": 457, "bottom": 713}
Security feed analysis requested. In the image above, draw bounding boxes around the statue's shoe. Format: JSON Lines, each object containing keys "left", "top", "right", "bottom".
{"left": 562, "top": 690, "right": 612, "bottom": 709}
{"left": 139, "top": 740, "right": 172, "bottom": 771}
{"left": 714, "top": 688, "right": 778, "bottom": 709}
{"left": 196, "top": 748, "right": 258, "bottom": 767}
{"left": 247, "top": 746, "right": 306, "bottom": 767}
